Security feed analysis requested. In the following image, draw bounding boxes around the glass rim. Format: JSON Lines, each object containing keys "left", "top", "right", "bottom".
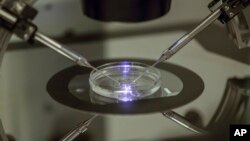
{"left": 88, "top": 61, "right": 162, "bottom": 102}
{"left": 89, "top": 61, "right": 161, "bottom": 85}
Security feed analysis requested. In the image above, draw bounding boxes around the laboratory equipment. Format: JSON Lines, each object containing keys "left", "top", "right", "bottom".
{"left": 0, "top": 0, "right": 248, "bottom": 66}
{"left": 60, "top": 115, "right": 98, "bottom": 141}
{"left": 34, "top": 32, "right": 94, "bottom": 68}
{"left": 0, "top": 0, "right": 249, "bottom": 141}
{"left": 133, "top": 0, "right": 250, "bottom": 82}
{"left": 89, "top": 62, "right": 161, "bottom": 104}
{"left": 0, "top": 0, "right": 120, "bottom": 85}
{"left": 47, "top": 59, "right": 204, "bottom": 114}
{"left": 47, "top": 59, "right": 205, "bottom": 140}
{"left": 162, "top": 111, "right": 208, "bottom": 134}
{"left": 81, "top": 0, "right": 172, "bottom": 22}
{"left": 0, "top": 0, "right": 248, "bottom": 74}
{"left": 0, "top": 0, "right": 93, "bottom": 68}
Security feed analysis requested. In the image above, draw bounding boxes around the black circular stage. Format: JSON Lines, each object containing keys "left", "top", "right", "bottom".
{"left": 47, "top": 59, "right": 204, "bottom": 115}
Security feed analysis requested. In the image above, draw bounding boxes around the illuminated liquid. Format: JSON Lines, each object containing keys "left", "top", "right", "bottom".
{"left": 89, "top": 65, "right": 161, "bottom": 103}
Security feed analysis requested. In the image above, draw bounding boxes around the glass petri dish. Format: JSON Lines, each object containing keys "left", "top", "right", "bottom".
{"left": 89, "top": 61, "right": 161, "bottom": 104}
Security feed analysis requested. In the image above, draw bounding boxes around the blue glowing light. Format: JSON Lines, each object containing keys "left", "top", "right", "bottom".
{"left": 115, "top": 61, "right": 139, "bottom": 102}
{"left": 117, "top": 83, "right": 135, "bottom": 102}
{"left": 120, "top": 61, "right": 131, "bottom": 74}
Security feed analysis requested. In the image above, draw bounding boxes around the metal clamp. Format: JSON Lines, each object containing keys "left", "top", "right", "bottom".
{"left": 209, "top": 0, "right": 249, "bottom": 23}
{"left": 0, "top": 0, "right": 37, "bottom": 42}
{"left": 209, "top": 0, "right": 250, "bottom": 48}
{"left": 0, "top": 0, "right": 94, "bottom": 68}
{"left": 227, "top": 11, "right": 250, "bottom": 48}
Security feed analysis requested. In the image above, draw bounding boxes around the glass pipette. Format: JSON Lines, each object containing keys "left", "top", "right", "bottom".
{"left": 132, "top": 8, "right": 221, "bottom": 83}
{"left": 34, "top": 32, "right": 120, "bottom": 85}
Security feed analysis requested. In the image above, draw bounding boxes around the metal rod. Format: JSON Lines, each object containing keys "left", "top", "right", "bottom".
{"left": 0, "top": 8, "right": 17, "bottom": 24}
{"left": 34, "top": 32, "right": 120, "bottom": 85}
{"left": 162, "top": 111, "right": 207, "bottom": 134}
{"left": 160, "top": 8, "right": 222, "bottom": 61}
{"left": 132, "top": 8, "right": 222, "bottom": 83}
{"left": 34, "top": 32, "right": 93, "bottom": 68}
{"left": 60, "top": 115, "right": 98, "bottom": 141}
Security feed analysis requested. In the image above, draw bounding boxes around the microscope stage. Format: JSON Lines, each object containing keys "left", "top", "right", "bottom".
{"left": 47, "top": 59, "right": 204, "bottom": 115}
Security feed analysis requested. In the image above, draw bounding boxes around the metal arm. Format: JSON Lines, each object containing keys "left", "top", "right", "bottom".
{"left": 158, "top": 8, "right": 221, "bottom": 63}
{"left": 132, "top": 8, "right": 222, "bottom": 83}
{"left": 60, "top": 115, "right": 98, "bottom": 141}
{"left": 162, "top": 111, "right": 207, "bottom": 134}
{"left": 0, "top": 0, "right": 249, "bottom": 68}
{"left": 132, "top": 0, "right": 249, "bottom": 83}
{"left": 159, "top": 0, "right": 250, "bottom": 62}
{"left": 34, "top": 32, "right": 93, "bottom": 68}
{"left": 0, "top": 0, "right": 94, "bottom": 68}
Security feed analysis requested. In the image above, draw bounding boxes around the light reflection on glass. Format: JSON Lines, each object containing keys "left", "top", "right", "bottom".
{"left": 120, "top": 61, "right": 131, "bottom": 75}
{"left": 89, "top": 61, "right": 161, "bottom": 104}
{"left": 117, "top": 83, "right": 135, "bottom": 102}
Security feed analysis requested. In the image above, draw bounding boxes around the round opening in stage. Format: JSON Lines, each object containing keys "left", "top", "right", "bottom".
{"left": 89, "top": 61, "right": 161, "bottom": 103}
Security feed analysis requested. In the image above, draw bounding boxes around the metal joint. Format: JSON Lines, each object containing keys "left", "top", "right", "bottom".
{"left": 0, "top": 0, "right": 37, "bottom": 42}
{"left": 14, "top": 20, "right": 37, "bottom": 42}
{"left": 209, "top": 0, "right": 249, "bottom": 23}
{"left": 227, "top": 11, "right": 250, "bottom": 48}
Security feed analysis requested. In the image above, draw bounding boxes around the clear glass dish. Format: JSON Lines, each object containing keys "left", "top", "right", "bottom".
{"left": 89, "top": 61, "right": 161, "bottom": 104}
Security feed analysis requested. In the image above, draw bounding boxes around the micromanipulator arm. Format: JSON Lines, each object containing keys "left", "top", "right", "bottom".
{"left": 0, "top": 0, "right": 94, "bottom": 68}
{"left": 157, "top": 0, "right": 249, "bottom": 63}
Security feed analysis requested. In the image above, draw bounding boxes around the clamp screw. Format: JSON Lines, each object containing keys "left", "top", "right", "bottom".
{"left": 229, "top": 12, "right": 234, "bottom": 18}
{"left": 224, "top": 6, "right": 230, "bottom": 11}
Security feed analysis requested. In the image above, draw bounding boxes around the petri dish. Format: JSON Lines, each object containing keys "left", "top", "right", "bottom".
{"left": 89, "top": 61, "right": 161, "bottom": 104}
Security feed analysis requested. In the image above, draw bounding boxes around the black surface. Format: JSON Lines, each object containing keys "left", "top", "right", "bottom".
{"left": 47, "top": 59, "right": 204, "bottom": 115}
{"left": 81, "top": 0, "right": 171, "bottom": 22}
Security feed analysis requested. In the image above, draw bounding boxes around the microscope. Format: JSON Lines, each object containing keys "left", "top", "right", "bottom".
{"left": 0, "top": 0, "right": 250, "bottom": 141}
